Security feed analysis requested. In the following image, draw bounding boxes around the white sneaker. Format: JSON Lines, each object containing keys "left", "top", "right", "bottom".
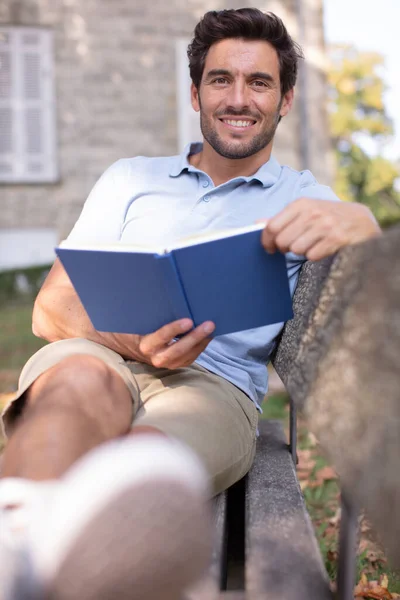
{"left": 0, "top": 478, "right": 59, "bottom": 600}
{"left": 2, "top": 436, "right": 213, "bottom": 600}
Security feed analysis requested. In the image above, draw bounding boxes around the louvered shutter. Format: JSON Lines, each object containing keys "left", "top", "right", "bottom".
{"left": 176, "top": 39, "right": 202, "bottom": 152}
{"left": 0, "top": 27, "right": 58, "bottom": 183}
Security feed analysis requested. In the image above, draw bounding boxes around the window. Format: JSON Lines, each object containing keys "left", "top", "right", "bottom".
{"left": 175, "top": 39, "right": 202, "bottom": 152}
{"left": 0, "top": 27, "right": 58, "bottom": 183}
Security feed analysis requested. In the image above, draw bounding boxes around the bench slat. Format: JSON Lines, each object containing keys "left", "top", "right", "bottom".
{"left": 245, "top": 420, "right": 332, "bottom": 600}
{"left": 185, "top": 491, "right": 228, "bottom": 600}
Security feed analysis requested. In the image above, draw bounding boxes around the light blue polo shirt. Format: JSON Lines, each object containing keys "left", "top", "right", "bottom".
{"left": 67, "top": 142, "right": 339, "bottom": 410}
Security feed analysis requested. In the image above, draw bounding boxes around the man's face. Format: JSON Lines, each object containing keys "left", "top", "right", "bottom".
{"left": 191, "top": 38, "right": 293, "bottom": 160}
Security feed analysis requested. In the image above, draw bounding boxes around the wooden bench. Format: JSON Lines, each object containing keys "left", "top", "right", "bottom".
{"left": 186, "top": 255, "right": 360, "bottom": 600}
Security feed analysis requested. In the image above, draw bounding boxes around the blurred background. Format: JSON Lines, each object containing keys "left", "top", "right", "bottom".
{"left": 0, "top": 1, "right": 399, "bottom": 589}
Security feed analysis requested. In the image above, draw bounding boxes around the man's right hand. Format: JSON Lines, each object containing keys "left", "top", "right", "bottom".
{"left": 135, "top": 319, "right": 215, "bottom": 369}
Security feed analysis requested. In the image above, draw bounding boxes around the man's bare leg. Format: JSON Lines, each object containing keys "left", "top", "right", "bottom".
{"left": 0, "top": 354, "right": 212, "bottom": 600}
{"left": 1, "top": 354, "right": 136, "bottom": 480}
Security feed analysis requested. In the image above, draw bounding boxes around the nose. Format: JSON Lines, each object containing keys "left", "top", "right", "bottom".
{"left": 226, "top": 80, "right": 250, "bottom": 110}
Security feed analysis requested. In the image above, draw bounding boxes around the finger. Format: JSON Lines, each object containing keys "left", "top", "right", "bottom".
{"left": 151, "top": 321, "right": 215, "bottom": 368}
{"left": 260, "top": 225, "right": 277, "bottom": 254}
{"left": 273, "top": 214, "right": 314, "bottom": 254}
{"left": 140, "top": 318, "right": 194, "bottom": 355}
{"left": 162, "top": 338, "right": 212, "bottom": 369}
{"left": 305, "top": 238, "right": 341, "bottom": 262}
{"left": 267, "top": 199, "right": 306, "bottom": 233}
{"left": 261, "top": 209, "right": 300, "bottom": 253}
{"left": 287, "top": 226, "right": 326, "bottom": 257}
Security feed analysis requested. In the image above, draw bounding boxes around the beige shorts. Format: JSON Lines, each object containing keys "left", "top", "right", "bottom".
{"left": 2, "top": 338, "right": 258, "bottom": 495}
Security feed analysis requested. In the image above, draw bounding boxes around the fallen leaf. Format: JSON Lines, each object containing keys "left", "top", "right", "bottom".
{"left": 307, "top": 431, "right": 318, "bottom": 447}
{"left": 297, "top": 468, "right": 314, "bottom": 481}
{"left": 366, "top": 550, "right": 385, "bottom": 565}
{"left": 380, "top": 575, "right": 389, "bottom": 590}
{"left": 329, "top": 507, "right": 341, "bottom": 526}
{"left": 359, "top": 538, "right": 370, "bottom": 553}
{"left": 354, "top": 574, "right": 393, "bottom": 599}
{"left": 315, "top": 465, "right": 337, "bottom": 482}
{"left": 327, "top": 549, "right": 338, "bottom": 562}
{"left": 303, "top": 479, "right": 321, "bottom": 488}
{"left": 361, "top": 518, "right": 373, "bottom": 534}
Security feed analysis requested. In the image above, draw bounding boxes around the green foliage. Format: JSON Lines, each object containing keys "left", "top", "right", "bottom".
{"left": 260, "top": 392, "right": 289, "bottom": 420}
{"left": 328, "top": 45, "right": 400, "bottom": 227}
{"left": 0, "top": 265, "right": 51, "bottom": 306}
{"left": 0, "top": 300, "right": 47, "bottom": 372}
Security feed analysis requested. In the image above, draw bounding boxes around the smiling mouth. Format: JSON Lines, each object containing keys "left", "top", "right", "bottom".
{"left": 219, "top": 118, "right": 256, "bottom": 128}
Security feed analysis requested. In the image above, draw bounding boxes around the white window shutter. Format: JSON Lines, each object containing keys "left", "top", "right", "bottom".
{"left": 0, "top": 30, "right": 14, "bottom": 178}
{"left": 0, "top": 27, "right": 58, "bottom": 183}
{"left": 175, "top": 39, "right": 202, "bottom": 152}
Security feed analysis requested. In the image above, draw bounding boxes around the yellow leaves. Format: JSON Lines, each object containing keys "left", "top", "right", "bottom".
{"left": 337, "top": 77, "right": 357, "bottom": 95}
{"left": 297, "top": 448, "right": 338, "bottom": 491}
{"left": 327, "top": 44, "right": 393, "bottom": 140}
{"left": 354, "top": 573, "right": 395, "bottom": 599}
{"left": 364, "top": 158, "right": 400, "bottom": 197}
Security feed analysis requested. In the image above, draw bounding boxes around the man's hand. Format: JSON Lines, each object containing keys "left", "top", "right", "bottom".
{"left": 33, "top": 260, "right": 214, "bottom": 369}
{"left": 135, "top": 318, "right": 215, "bottom": 369}
{"left": 260, "top": 198, "right": 382, "bottom": 261}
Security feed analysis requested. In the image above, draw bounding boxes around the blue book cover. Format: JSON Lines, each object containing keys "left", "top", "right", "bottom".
{"left": 56, "top": 223, "right": 293, "bottom": 337}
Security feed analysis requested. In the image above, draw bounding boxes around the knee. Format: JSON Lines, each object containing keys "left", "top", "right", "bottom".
{"left": 26, "top": 354, "right": 133, "bottom": 429}
{"left": 30, "top": 354, "right": 118, "bottom": 397}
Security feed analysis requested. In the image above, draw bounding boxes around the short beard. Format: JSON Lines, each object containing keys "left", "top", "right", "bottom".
{"left": 199, "top": 98, "right": 282, "bottom": 160}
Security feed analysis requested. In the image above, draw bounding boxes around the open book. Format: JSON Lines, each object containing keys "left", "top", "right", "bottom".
{"left": 56, "top": 223, "right": 293, "bottom": 337}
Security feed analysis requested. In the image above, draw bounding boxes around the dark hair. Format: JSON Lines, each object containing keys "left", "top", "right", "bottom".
{"left": 187, "top": 8, "right": 304, "bottom": 96}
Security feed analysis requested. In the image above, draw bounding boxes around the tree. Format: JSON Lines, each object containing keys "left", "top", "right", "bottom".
{"left": 327, "top": 45, "right": 400, "bottom": 227}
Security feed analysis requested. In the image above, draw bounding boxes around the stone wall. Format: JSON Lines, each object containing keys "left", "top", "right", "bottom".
{"left": 1, "top": 0, "right": 334, "bottom": 239}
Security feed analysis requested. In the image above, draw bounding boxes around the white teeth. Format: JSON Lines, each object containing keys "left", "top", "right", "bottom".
{"left": 224, "top": 119, "right": 253, "bottom": 128}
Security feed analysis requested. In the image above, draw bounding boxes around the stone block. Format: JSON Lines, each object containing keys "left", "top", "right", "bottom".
{"left": 274, "top": 225, "right": 400, "bottom": 566}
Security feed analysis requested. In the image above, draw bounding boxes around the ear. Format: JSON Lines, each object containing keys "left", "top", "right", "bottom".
{"left": 279, "top": 88, "right": 294, "bottom": 118}
{"left": 191, "top": 83, "right": 200, "bottom": 113}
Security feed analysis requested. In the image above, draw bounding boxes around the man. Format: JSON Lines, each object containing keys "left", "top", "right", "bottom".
{"left": 0, "top": 8, "right": 380, "bottom": 600}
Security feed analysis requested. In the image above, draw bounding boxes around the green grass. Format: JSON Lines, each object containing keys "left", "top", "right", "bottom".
{"left": 0, "top": 299, "right": 47, "bottom": 373}
{"left": 260, "top": 392, "right": 289, "bottom": 420}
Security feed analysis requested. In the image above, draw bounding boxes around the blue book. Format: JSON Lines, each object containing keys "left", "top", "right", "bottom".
{"left": 56, "top": 223, "right": 293, "bottom": 337}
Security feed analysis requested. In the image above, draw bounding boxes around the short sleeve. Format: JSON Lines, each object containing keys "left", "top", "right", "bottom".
{"left": 295, "top": 170, "right": 341, "bottom": 203}
{"left": 66, "top": 159, "right": 132, "bottom": 244}
{"left": 283, "top": 170, "right": 341, "bottom": 291}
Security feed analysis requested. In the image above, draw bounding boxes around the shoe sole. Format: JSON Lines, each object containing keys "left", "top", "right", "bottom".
{"left": 42, "top": 478, "right": 212, "bottom": 600}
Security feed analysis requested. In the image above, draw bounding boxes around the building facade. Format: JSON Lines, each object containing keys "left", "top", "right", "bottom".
{"left": 0, "top": 0, "right": 333, "bottom": 269}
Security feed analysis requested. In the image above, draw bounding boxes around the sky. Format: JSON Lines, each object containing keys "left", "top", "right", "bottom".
{"left": 324, "top": 0, "right": 400, "bottom": 162}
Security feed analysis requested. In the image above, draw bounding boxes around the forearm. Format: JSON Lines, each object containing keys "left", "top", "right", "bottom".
{"left": 32, "top": 286, "right": 145, "bottom": 361}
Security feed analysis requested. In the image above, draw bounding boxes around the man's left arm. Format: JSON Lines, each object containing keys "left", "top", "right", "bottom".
{"left": 260, "top": 198, "right": 381, "bottom": 261}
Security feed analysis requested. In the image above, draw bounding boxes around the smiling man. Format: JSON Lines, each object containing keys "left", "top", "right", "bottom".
{"left": 191, "top": 38, "right": 292, "bottom": 168}
{"left": 0, "top": 8, "right": 381, "bottom": 600}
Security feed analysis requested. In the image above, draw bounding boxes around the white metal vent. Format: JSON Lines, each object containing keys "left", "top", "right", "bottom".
{"left": 0, "top": 27, "right": 58, "bottom": 183}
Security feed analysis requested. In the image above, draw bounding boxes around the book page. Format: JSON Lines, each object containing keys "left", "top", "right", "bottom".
{"left": 58, "top": 222, "right": 266, "bottom": 254}
{"left": 167, "top": 222, "right": 265, "bottom": 251}
{"left": 58, "top": 240, "right": 161, "bottom": 253}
